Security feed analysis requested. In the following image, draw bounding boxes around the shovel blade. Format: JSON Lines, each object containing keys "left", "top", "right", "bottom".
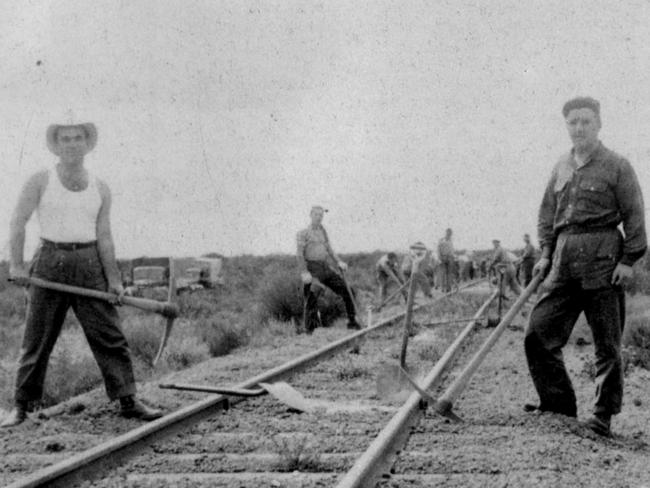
{"left": 259, "top": 381, "right": 314, "bottom": 413}
{"left": 376, "top": 363, "right": 419, "bottom": 398}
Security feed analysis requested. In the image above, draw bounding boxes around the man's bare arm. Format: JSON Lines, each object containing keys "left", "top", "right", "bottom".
{"left": 96, "top": 180, "right": 123, "bottom": 294}
{"left": 9, "top": 171, "right": 45, "bottom": 282}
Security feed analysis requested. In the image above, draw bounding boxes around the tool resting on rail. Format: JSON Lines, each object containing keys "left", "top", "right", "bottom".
{"left": 433, "top": 273, "right": 542, "bottom": 421}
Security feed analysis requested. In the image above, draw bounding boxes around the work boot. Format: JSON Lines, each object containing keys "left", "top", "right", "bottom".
{"left": 119, "top": 396, "right": 163, "bottom": 421}
{"left": 347, "top": 319, "right": 362, "bottom": 331}
{"left": 1, "top": 402, "right": 28, "bottom": 428}
{"left": 585, "top": 413, "right": 611, "bottom": 437}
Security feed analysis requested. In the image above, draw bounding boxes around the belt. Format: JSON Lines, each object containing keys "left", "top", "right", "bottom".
{"left": 41, "top": 239, "right": 97, "bottom": 251}
{"left": 560, "top": 224, "right": 618, "bottom": 235}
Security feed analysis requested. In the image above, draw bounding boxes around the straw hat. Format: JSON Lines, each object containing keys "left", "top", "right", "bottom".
{"left": 46, "top": 123, "right": 98, "bottom": 156}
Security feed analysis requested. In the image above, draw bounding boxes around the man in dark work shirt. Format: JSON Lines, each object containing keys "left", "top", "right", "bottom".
{"left": 524, "top": 97, "right": 647, "bottom": 437}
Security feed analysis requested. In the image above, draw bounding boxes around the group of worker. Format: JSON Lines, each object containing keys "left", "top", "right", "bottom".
{"left": 294, "top": 96, "right": 646, "bottom": 438}
{"left": 3, "top": 96, "right": 647, "bottom": 440}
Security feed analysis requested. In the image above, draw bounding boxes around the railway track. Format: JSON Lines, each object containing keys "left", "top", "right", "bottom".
{"left": 3, "top": 279, "right": 512, "bottom": 488}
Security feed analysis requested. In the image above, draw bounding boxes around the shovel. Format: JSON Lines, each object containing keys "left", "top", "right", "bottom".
{"left": 376, "top": 255, "right": 423, "bottom": 397}
{"left": 486, "top": 269, "right": 505, "bottom": 328}
{"left": 159, "top": 381, "right": 314, "bottom": 413}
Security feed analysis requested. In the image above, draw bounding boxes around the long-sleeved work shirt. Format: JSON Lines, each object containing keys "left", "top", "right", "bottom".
{"left": 296, "top": 225, "right": 336, "bottom": 271}
{"left": 438, "top": 238, "right": 454, "bottom": 262}
{"left": 538, "top": 142, "right": 647, "bottom": 266}
{"left": 522, "top": 243, "right": 535, "bottom": 261}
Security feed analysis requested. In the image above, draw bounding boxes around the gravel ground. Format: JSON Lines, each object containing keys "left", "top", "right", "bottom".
{"left": 383, "top": 315, "right": 650, "bottom": 488}
{"left": 3, "top": 286, "right": 649, "bottom": 488}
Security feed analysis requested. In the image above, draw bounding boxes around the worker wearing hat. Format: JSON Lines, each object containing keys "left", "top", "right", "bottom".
{"left": 524, "top": 96, "right": 647, "bottom": 436}
{"left": 296, "top": 205, "right": 361, "bottom": 333}
{"left": 520, "top": 234, "right": 536, "bottom": 286}
{"left": 2, "top": 122, "right": 163, "bottom": 428}
{"left": 488, "top": 239, "right": 522, "bottom": 297}
{"left": 401, "top": 241, "right": 435, "bottom": 298}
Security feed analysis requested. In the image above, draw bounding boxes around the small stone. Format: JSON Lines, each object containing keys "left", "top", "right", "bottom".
{"left": 633, "top": 398, "right": 642, "bottom": 407}
{"left": 45, "top": 441, "right": 65, "bottom": 453}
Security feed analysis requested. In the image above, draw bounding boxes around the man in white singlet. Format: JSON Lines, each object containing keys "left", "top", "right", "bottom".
{"left": 2, "top": 122, "right": 162, "bottom": 428}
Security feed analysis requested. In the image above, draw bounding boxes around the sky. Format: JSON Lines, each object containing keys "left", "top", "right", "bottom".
{"left": 2, "top": 0, "right": 650, "bottom": 259}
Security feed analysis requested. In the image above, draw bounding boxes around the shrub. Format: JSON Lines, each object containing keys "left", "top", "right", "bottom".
{"left": 257, "top": 271, "right": 346, "bottom": 326}
{"left": 123, "top": 316, "right": 162, "bottom": 365}
{"left": 196, "top": 316, "right": 251, "bottom": 357}
{"left": 622, "top": 316, "right": 650, "bottom": 370}
{"left": 163, "top": 336, "right": 210, "bottom": 369}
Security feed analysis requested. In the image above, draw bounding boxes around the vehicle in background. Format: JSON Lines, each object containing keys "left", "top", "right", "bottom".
{"left": 176, "top": 258, "right": 225, "bottom": 293}
{"left": 121, "top": 256, "right": 225, "bottom": 296}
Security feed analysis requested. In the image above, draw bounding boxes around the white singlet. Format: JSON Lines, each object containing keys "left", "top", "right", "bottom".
{"left": 38, "top": 169, "right": 102, "bottom": 243}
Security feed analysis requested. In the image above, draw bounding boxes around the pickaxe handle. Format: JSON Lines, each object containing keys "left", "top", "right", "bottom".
{"left": 159, "top": 383, "right": 266, "bottom": 396}
{"left": 28, "top": 276, "right": 179, "bottom": 318}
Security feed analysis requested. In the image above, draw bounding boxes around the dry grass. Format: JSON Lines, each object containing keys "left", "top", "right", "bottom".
{"left": 271, "top": 434, "right": 324, "bottom": 472}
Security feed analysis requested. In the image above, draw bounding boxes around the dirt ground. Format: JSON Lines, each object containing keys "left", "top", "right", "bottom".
{"left": 2, "top": 289, "right": 650, "bottom": 488}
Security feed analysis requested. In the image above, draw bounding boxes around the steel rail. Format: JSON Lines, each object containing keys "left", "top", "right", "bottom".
{"left": 335, "top": 288, "right": 498, "bottom": 488}
{"left": 6, "top": 279, "right": 485, "bottom": 488}
{"left": 434, "top": 274, "right": 541, "bottom": 418}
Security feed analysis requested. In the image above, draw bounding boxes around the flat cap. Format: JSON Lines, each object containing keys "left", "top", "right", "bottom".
{"left": 562, "top": 96, "right": 600, "bottom": 118}
{"left": 310, "top": 205, "right": 328, "bottom": 213}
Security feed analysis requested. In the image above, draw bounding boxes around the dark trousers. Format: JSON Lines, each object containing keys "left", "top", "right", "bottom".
{"left": 521, "top": 258, "right": 535, "bottom": 286}
{"left": 15, "top": 243, "right": 136, "bottom": 403}
{"left": 304, "top": 261, "right": 356, "bottom": 329}
{"left": 440, "top": 260, "right": 454, "bottom": 292}
{"left": 524, "top": 285, "right": 625, "bottom": 416}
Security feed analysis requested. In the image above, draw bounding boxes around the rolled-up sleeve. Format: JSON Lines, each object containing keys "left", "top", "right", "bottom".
{"left": 615, "top": 159, "right": 647, "bottom": 265}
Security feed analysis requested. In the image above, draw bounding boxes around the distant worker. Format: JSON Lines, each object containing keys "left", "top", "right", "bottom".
{"left": 525, "top": 96, "right": 647, "bottom": 437}
{"left": 520, "top": 234, "right": 536, "bottom": 286}
{"left": 401, "top": 242, "right": 434, "bottom": 298}
{"left": 2, "top": 121, "right": 163, "bottom": 428}
{"left": 489, "top": 239, "right": 522, "bottom": 297}
{"left": 437, "top": 228, "right": 455, "bottom": 292}
{"left": 297, "top": 206, "right": 361, "bottom": 333}
{"left": 375, "top": 252, "right": 405, "bottom": 303}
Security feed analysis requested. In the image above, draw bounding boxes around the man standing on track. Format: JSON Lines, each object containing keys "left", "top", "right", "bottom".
{"left": 437, "top": 228, "right": 455, "bottom": 292}
{"left": 524, "top": 97, "right": 647, "bottom": 436}
{"left": 520, "top": 233, "right": 536, "bottom": 287}
{"left": 2, "top": 122, "right": 163, "bottom": 428}
{"left": 297, "top": 206, "right": 361, "bottom": 334}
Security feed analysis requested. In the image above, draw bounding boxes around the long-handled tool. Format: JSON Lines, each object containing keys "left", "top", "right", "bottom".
{"left": 385, "top": 268, "right": 408, "bottom": 302}
{"left": 486, "top": 268, "right": 505, "bottom": 328}
{"left": 159, "top": 381, "right": 314, "bottom": 413}
{"left": 376, "top": 254, "right": 424, "bottom": 396}
{"left": 375, "top": 278, "right": 411, "bottom": 311}
{"left": 24, "top": 266, "right": 179, "bottom": 366}
{"left": 421, "top": 316, "right": 487, "bottom": 328}
{"left": 340, "top": 268, "right": 360, "bottom": 322}
{"left": 433, "top": 274, "right": 542, "bottom": 422}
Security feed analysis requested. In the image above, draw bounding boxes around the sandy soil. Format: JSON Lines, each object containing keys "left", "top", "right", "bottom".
{"left": 2, "top": 288, "right": 649, "bottom": 488}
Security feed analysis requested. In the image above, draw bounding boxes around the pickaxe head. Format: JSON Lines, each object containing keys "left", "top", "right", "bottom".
{"left": 153, "top": 258, "right": 178, "bottom": 366}
{"left": 434, "top": 398, "right": 464, "bottom": 423}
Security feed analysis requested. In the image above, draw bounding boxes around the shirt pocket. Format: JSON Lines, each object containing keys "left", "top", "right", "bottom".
{"left": 576, "top": 178, "right": 610, "bottom": 211}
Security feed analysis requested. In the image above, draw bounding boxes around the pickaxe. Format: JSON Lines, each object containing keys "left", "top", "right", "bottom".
{"left": 22, "top": 259, "right": 178, "bottom": 365}
{"left": 432, "top": 274, "right": 542, "bottom": 422}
